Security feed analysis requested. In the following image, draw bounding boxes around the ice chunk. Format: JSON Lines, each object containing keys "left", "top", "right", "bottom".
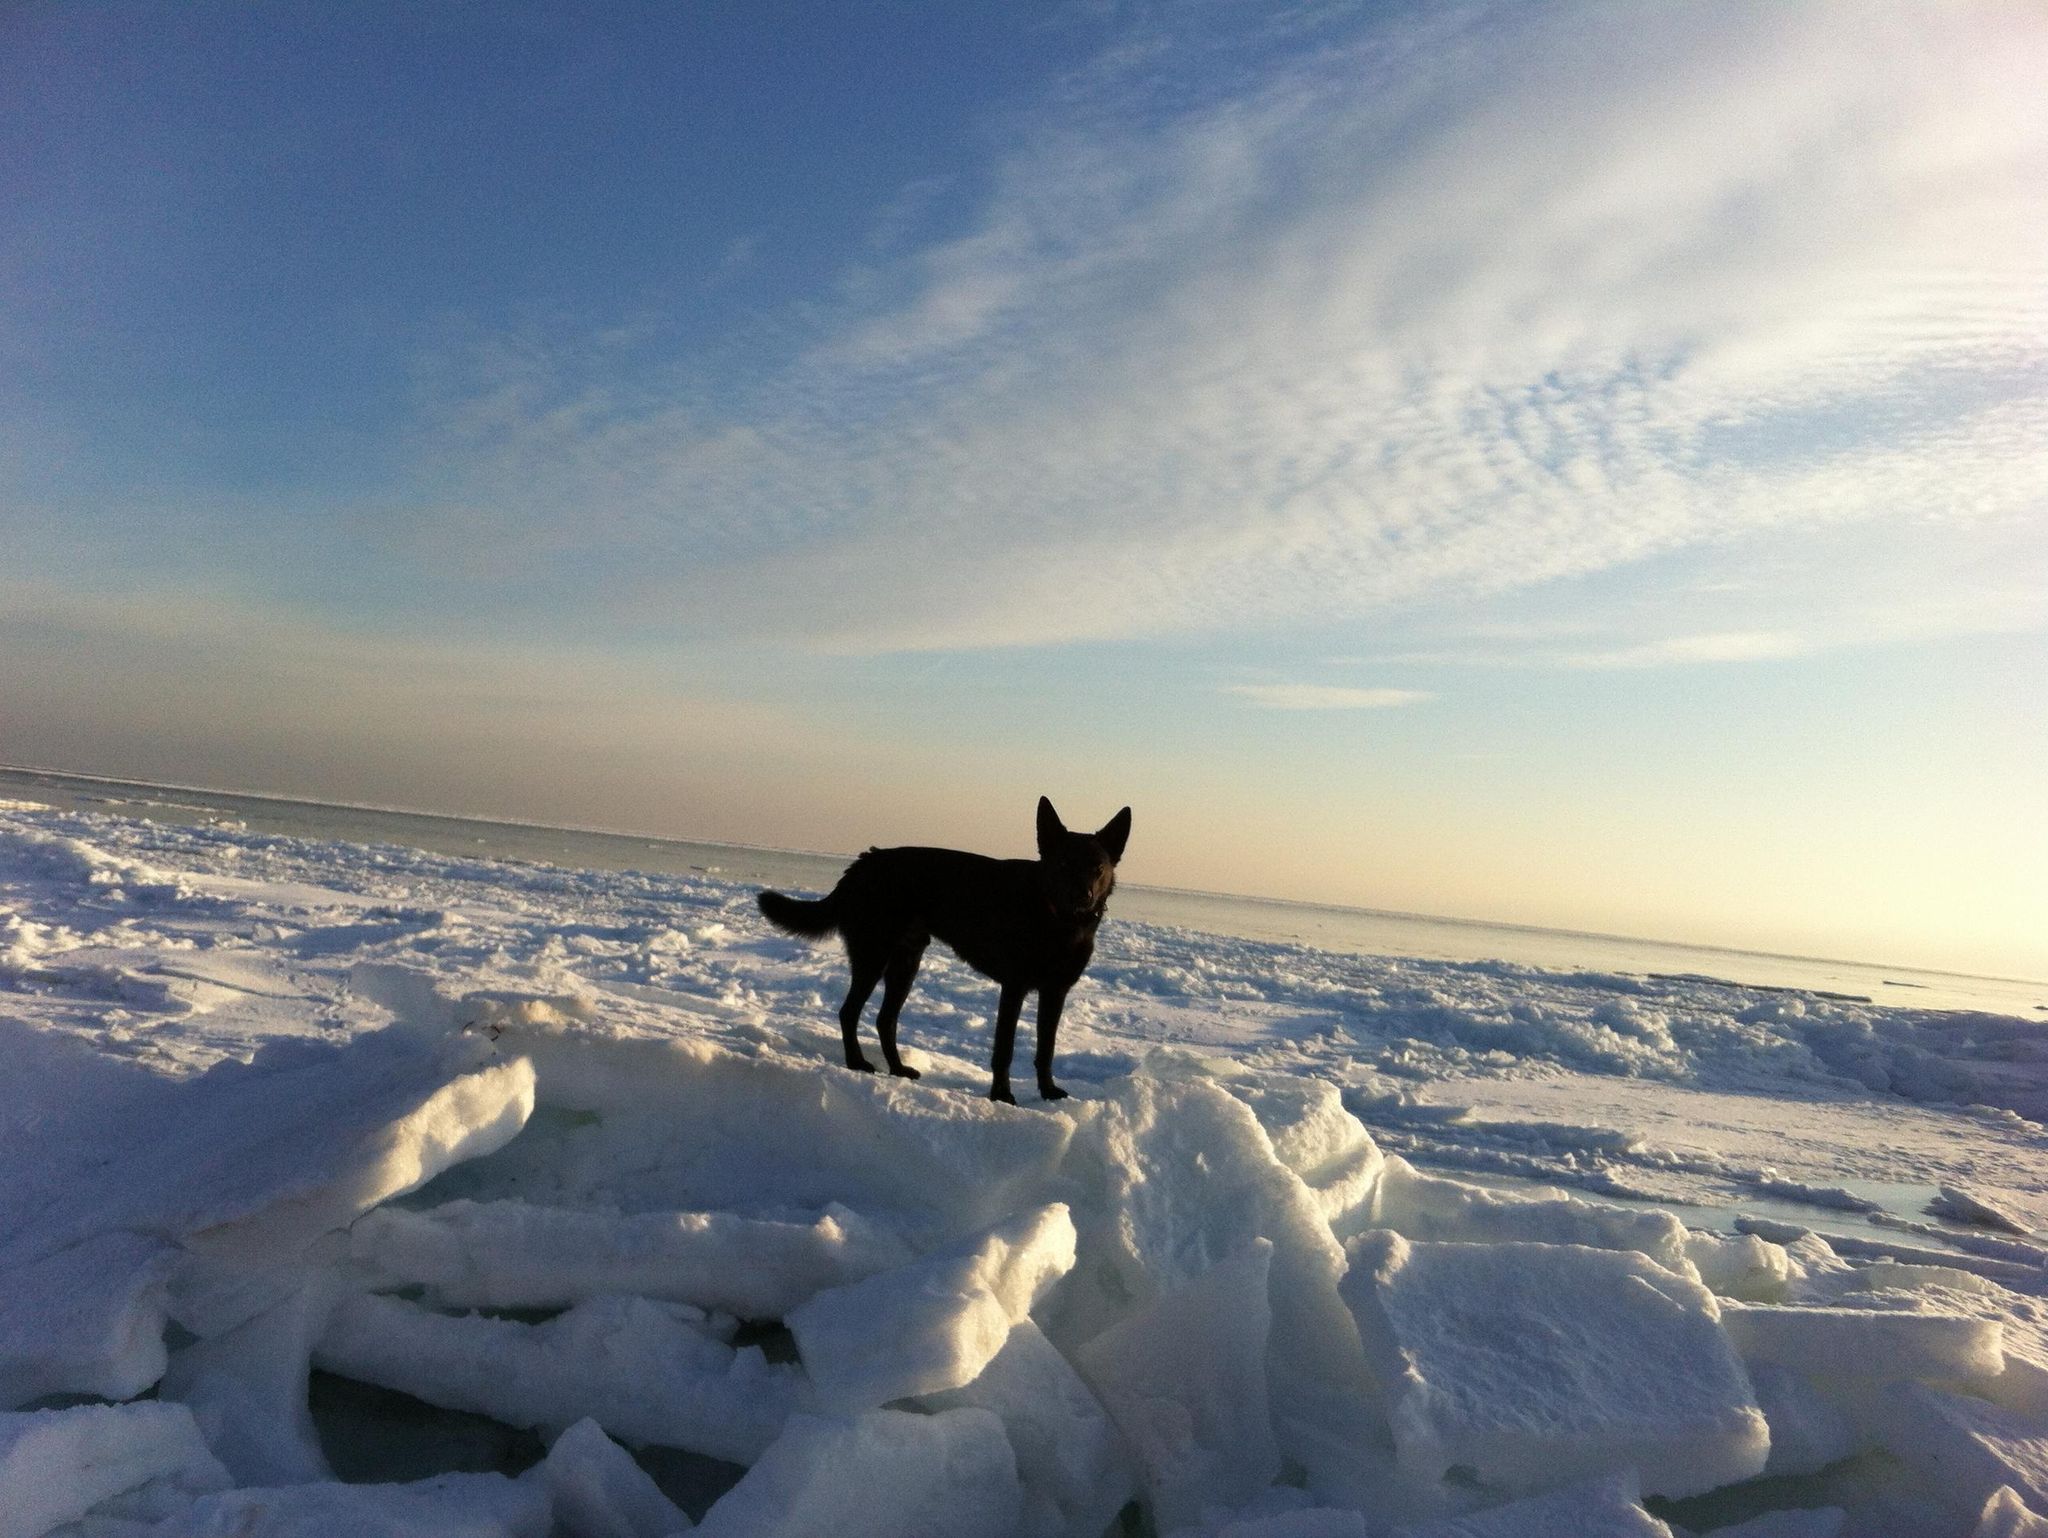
{"left": 315, "top": 1290, "right": 795, "bottom": 1464}
{"left": 532, "top": 1418, "right": 692, "bottom": 1538}
{"left": 920, "top": 1320, "right": 1132, "bottom": 1538}
{"left": 188, "top": 1056, "right": 536, "bottom": 1262}
{"left": 1342, "top": 1231, "right": 1767, "bottom": 1499}
{"left": 148, "top": 1471, "right": 550, "bottom": 1537}
{"left": 1881, "top": 1383, "right": 2048, "bottom": 1518}
{"left": 1978, "top": 1486, "right": 2048, "bottom": 1538}
{"left": 1066, "top": 1074, "right": 1378, "bottom": 1494}
{"left": 1389, "top": 1472, "right": 1673, "bottom": 1536}
{"left": 160, "top": 1273, "right": 334, "bottom": 1487}
{"left": 350, "top": 1196, "right": 910, "bottom": 1318}
{"left": 1934, "top": 1187, "right": 2033, "bottom": 1236}
{"left": 692, "top": 1408, "right": 1021, "bottom": 1538}
{"left": 0, "top": 1403, "right": 229, "bottom": 1538}
{"left": 1216, "top": 1068, "right": 1387, "bottom": 1237}
{"left": 1376, "top": 1159, "right": 1694, "bottom": 1277}
{"left": 788, "top": 1203, "right": 1075, "bottom": 1412}
{"left": 1748, "top": 1362, "right": 1854, "bottom": 1477}
{"left": 1720, "top": 1301, "right": 2005, "bottom": 1383}
{"left": 1982, "top": 1355, "right": 2048, "bottom": 1422}
{"left": 1684, "top": 1231, "right": 1800, "bottom": 1303}
{"left": 1076, "top": 1240, "right": 1279, "bottom": 1535}
{"left": 0, "top": 1232, "right": 174, "bottom": 1409}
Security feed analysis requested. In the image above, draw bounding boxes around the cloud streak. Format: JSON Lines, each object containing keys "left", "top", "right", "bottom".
{"left": 311, "top": 4, "right": 2048, "bottom": 654}
{"left": 1224, "top": 684, "right": 1431, "bottom": 711}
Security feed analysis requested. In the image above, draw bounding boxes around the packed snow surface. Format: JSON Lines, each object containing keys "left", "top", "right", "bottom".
{"left": 4, "top": 799, "right": 2048, "bottom": 1537}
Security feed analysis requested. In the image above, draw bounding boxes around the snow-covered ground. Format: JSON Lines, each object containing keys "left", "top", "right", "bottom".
{"left": 5, "top": 797, "right": 2048, "bottom": 1537}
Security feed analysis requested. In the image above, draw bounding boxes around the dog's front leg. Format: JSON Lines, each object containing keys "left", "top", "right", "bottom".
{"left": 988, "top": 981, "right": 1026, "bottom": 1103}
{"left": 1033, "top": 987, "right": 1069, "bottom": 1101}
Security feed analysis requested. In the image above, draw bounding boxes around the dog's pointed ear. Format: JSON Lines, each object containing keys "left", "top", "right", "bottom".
{"left": 1096, "top": 806, "right": 1132, "bottom": 864}
{"left": 1036, "top": 796, "right": 1065, "bottom": 854}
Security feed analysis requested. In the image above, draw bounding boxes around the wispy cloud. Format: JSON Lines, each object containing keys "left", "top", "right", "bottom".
{"left": 1224, "top": 683, "right": 1432, "bottom": 711}
{"left": 377, "top": 2, "right": 2048, "bottom": 653}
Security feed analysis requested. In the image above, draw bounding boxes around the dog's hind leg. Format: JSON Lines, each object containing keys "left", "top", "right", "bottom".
{"left": 988, "top": 981, "right": 1026, "bottom": 1104}
{"left": 837, "top": 945, "right": 886, "bottom": 1073}
{"left": 874, "top": 941, "right": 926, "bottom": 1079}
{"left": 1033, "top": 987, "right": 1069, "bottom": 1102}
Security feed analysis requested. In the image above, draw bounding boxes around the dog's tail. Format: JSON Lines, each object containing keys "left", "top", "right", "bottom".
{"left": 756, "top": 888, "right": 840, "bottom": 939}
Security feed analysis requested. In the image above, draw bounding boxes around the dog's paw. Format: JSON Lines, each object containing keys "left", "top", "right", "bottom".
{"left": 989, "top": 1085, "right": 1017, "bottom": 1105}
{"left": 1039, "top": 1083, "right": 1070, "bottom": 1102}
{"left": 888, "top": 1063, "right": 923, "bottom": 1080}
{"left": 846, "top": 1056, "right": 877, "bottom": 1073}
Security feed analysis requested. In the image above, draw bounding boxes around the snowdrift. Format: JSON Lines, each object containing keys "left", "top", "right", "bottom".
{"left": 9, "top": 974, "right": 2048, "bottom": 1538}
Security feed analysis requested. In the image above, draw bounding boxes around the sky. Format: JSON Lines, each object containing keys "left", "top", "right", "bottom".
{"left": 2, "top": 0, "right": 2044, "bottom": 979}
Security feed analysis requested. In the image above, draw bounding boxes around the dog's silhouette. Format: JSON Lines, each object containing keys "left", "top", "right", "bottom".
{"left": 757, "top": 797, "right": 1131, "bottom": 1104}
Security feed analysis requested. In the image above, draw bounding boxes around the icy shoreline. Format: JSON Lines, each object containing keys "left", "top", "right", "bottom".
{"left": 5, "top": 800, "right": 2048, "bottom": 1536}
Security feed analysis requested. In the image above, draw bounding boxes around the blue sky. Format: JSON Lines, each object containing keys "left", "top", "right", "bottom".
{"left": 3, "top": 1, "right": 2044, "bottom": 977}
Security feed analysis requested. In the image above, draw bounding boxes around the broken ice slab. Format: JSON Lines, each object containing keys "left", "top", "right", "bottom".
{"left": 1372, "top": 1157, "right": 1695, "bottom": 1277}
{"left": 531, "top": 1417, "right": 693, "bottom": 1538}
{"left": 1064, "top": 1072, "right": 1381, "bottom": 1497}
{"left": 349, "top": 1196, "right": 910, "bottom": 1318}
{"left": 1341, "top": 1231, "right": 1767, "bottom": 1500}
{"left": 1720, "top": 1299, "right": 2004, "bottom": 1384}
{"left": 1076, "top": 1240, "right": 1280, "bottom": 1536}
{"left": 691, "top": 1408, "right": 1021, "bottom": 1538}
{"left": 787, "top": 1203, "right": 1075, "bottom": 1412}
{"left": 917, "top": 1319, "right": 1132, "bottom": 1538}
{"left": 160, "top": 1274, "right": 335, "bottom": 1486}
{"left": 1881, "top": 1382, "right": 2048, "bottom": 1523}
{"left": 315, "top": 1290, "right": 796, "bottom": 1465}
{"left": 0, "top": 1232, "right": 175, "bottom": 1410}
{"left": 0, "top": 1402, "right": 229, "bottom": 1538}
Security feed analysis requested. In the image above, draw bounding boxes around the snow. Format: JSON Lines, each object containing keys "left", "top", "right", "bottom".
{"left": 5, "top": 796, "right": 2048, "bottom": 1537}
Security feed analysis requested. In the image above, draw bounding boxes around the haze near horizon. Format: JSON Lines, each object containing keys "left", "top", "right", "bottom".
{"left": 3, "top": 1, "right": 2043, "bottom": 979}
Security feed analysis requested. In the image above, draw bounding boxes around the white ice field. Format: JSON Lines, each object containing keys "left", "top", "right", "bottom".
{"left": 5, "top": 799, "right": 2048, "bottom": 1538}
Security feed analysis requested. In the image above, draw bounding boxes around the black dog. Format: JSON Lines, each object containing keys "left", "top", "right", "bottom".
{"left": 757, "top": 797, "right": 1131, "bottom": 1104}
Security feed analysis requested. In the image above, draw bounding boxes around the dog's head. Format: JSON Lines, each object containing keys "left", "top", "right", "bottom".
{"left": 1035, "top": 796, "right": 1131, "bottom": 925}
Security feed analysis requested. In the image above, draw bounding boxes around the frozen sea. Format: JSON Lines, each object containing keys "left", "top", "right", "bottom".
{"left": 5, "top": 766, "right": 2038, "bottom": 1019}
{"left": 6, "top": 767, "right": 2048, "bottom": 1537}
